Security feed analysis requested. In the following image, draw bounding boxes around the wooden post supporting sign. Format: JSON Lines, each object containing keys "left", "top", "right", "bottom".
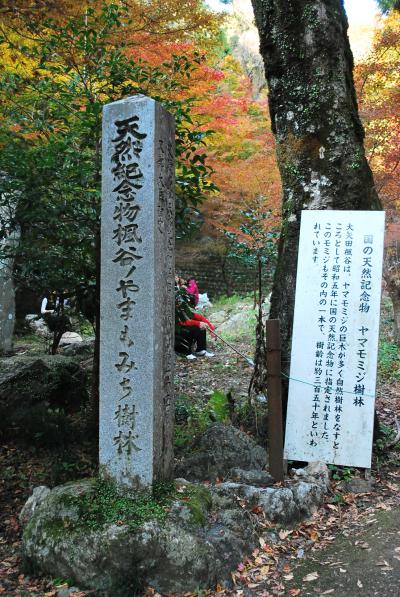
{"left": 266, "top": 319, "right": 285, "bottom": 482}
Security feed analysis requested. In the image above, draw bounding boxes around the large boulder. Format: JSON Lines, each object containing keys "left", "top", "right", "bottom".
{"left": 25, "top": 315, "right": 51, "bottom": 338}
{"left": 21, "top": 463, "right": 329, "bottom": 595}
{"left": 212, "top": 472, "right": 326, "bottom": 524}
{"left": 216, "top": 309, "right": 253, "bottom": 337}
{"left": 0, "top": 355, "right": 87, "bottom": 413}
{"left": 21, "top": 478, "right": 258, "bottom": 596}
{"left": 61, "top": 338, "right": 95, "bottom": 359}
{"left": 58, "top": 332, "right": 83, "bottom": 347}
{"left": 175, "top": 423, "right": 267, "bottom": 481}
{"left": 208, "top": 309, "right": 228, "bottom": 326}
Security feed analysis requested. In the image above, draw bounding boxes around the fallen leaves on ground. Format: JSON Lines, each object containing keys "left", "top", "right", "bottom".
{"left": 0, "top": 337, "right": 399, "bottom": 596}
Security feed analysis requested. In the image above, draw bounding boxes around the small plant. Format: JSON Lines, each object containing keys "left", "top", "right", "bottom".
{"left": 331, "top": 492, "right": 345, "bottom": 504}
{"left": 174, "top": 391, "right": 231, "bottom": 449}
{"left": 175, "top": 285, "right": 194, "bottom": 323}
{"left": 208, "top": 390, "right": 230, "bottom": 422}
{"left": 52, "top": 578, "right": 74, "bottom": 588}
{"left": 58, "top": 478, "right": 211, "bottom": 532}
{"left": 65, "top": 478, "right": 175, "bottom": 532}
{"left": 224, "top": 199, "right": 278, "bottom": 399}
{"left": 174, "top": 394, "right": 210, "bottom": 448}
{"left": 378, "top": 340, "right": 400, "bottom": 382}
{"left": 375, "top": 422, "right": 400, "bottom": 455}
{"left": 328, "top": 465, "right": 355, "bottom": 481}
{"left": 234, "top": 398, "right": 268, "bottom": 443}
{"left": 78, "top": 318, "right": 95, "bottom": 337}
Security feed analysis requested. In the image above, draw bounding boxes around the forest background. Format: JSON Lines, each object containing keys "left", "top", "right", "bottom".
{"left": 0, "top": 2, "right": 399, "bottom": 594}
{"left": 0, "top": 0, "right": 399, "bottom": 306}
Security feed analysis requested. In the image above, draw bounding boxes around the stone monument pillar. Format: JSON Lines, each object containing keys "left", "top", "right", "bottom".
{"left": 100, "top": 95, "right": 175, "bottom": 490}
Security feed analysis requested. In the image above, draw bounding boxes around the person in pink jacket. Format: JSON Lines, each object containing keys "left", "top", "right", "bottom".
{"left": 186, "top": 277, "right": 199, "bottom": 307}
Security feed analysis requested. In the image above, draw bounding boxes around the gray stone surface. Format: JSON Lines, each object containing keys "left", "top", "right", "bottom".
{"left": 21, "top": 466, "right": 328, "bottom": 594}
{"left": 100, "top": 95, "right": 175, "bottom": 490}
{"left": 58, "top": 332, "right": 83, "bottom": 346}
{"left": 21, "top": 479, "right": 257, "bottom": 595}
{"left": 25, "top": 315, "right": 51, "bottom": 338}
{"left": 228, "top": 467, "right": 274, "bottom": 487}
{"left": 175, "top": 423, "right": 267, "bottom": 481}
{"left": 292, "top": 461, "right": 330, "bottom": 491}
{"left": 342, "top": 477, "right": 374, "bottom": 494}
{"left": 19, "top": 486, "right": 51, "bottom": 527}
{"left": 0, "top": 355, "right": 87, "bottom": 412}
{"left": 56, "top": 588, "right": 80, "bottom": 597}
{"left": 212, "top": 476, "right": 325, "bottom": 524}
{"left": 25, "top": 319, "right": 82, "bottom": 345}
{"left": 62, "top": 339, "right": 94, "bottom": 358}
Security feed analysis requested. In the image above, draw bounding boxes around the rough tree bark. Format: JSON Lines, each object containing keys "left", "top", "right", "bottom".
{"left": 251, "top": 0, "right": 382, "bottom": 376}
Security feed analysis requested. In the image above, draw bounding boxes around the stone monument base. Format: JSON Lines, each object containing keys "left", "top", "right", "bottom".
{"left": 20, "top": 463, "right": 328, "bottom": 595}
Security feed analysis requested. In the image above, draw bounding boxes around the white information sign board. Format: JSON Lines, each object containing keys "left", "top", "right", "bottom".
{"left": 284, "top": 210, "right": 385, "bottom": 468}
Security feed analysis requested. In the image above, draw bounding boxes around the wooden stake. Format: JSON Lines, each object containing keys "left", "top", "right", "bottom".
{"left": 266, "top": 319, "right": 285, "bottom": 482}
{"left": 364, "top": 468, "right": 372, "bottom": 481}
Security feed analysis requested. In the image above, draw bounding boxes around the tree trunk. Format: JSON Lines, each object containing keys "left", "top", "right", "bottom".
{"left": 219, "top": 249, "right": 232, "bottom": 296}
{"left": 51, "top": 330, "right": 64, "bottom": 355}
{"left": 249, "top": 256, "right": 268, "bottom": 400}
{"left": 251, "top": 0, "right": 381, "bottom": 373}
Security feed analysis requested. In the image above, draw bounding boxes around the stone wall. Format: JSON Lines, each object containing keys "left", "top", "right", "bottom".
{"left": 175, "top": 247, "right": 272, "bottom": 298}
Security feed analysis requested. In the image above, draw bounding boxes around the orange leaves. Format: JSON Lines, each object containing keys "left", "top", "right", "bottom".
{"left": 9, "top": 123, "right": 22, "bottom": 133}
{"left": 355, "top": 10, "right": 400, "bottom": 213}
{"left": 193, "top": 50, "right": 281, "bottom": 236}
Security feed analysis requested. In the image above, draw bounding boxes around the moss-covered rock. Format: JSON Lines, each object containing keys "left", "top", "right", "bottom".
{"left": 0, "top": 355, "right": 87, "bottom": 445}
{"left": 170, "top": 482, "right": 212, "bottom": 527}
{"left": 175, "top": 423, "right": 267, "bottom": 482}
{"left": 20, "top": 477, "right": 253, "bottom": 595}
{"left": 20, "top": 469, "right": 328, "bottom": 594}
{"left": 0, "top": 355, "right": 87, "bottom": 415}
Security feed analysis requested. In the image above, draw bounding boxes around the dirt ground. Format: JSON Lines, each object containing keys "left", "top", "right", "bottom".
{"left": 287, "top": 507, "right": 400, "bottom": 597}
{"left": 0, "top": 321, "right": 399, "bottom": 596}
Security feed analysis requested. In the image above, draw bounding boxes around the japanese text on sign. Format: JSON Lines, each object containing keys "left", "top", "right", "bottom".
{"left": 284, "top": 211, "right": 385, "bottom": 468}
{"left": 110, "top": 115, "right": 147, "bottom": 457}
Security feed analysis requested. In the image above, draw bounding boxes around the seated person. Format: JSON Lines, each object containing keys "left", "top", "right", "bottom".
{"left": 175, "top": 311, "right": 215, "bottom": 360}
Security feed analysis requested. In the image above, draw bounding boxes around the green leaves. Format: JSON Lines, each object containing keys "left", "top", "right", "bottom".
{"left": 175, "top": 285, "right": 194, "bottom": 324}
{"left": 376, "top": 0, "right": 400, "bottom": 13}
{"left": 224, "top": 201, "right": 279, "bottom": 266}
{"left": 0, "top": 1, "right": 217, "bottom": 301}
{"left": 208, "top": 390, "right": 230, "bottom": 422}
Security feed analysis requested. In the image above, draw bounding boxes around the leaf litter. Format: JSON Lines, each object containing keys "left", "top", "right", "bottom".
{"left": 1, "top": 335, "right": 399, "bottom": 596}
